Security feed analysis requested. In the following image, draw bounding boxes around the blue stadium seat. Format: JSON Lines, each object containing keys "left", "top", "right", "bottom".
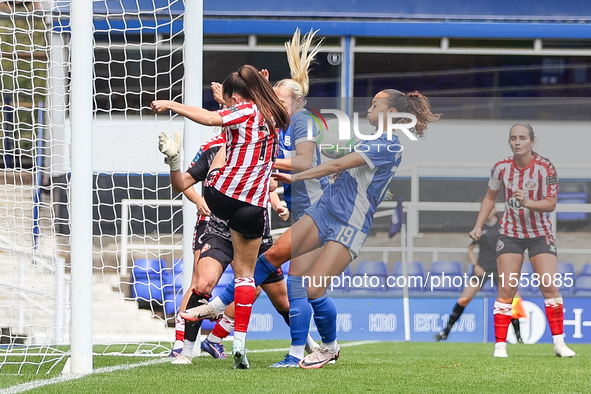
{"left": 132, "top": 258, "right": 165, "bottom": 278}
{"left": 132, "top": 258, "right": 166, "bottom": 302}
{"left": 218, "top": 266, "right": 235, "bottom": 288}
{"left": 574, "top": 276, "right": 591, "bottom": 296}
{"left": 429, "top": 261, "right": 463, "bottom": 276}
{"left": 171, "top": 259, "right": 183, "bottom": 276}
{"left": 392, "top": 261, "right": 426, "bottom": 278}
{"left": 426, "top": 261, "right": 464, "bottom": 293}
{"left": 389, "top": 262, "right": 426, "bottom": 293}
{"left": 349, "top": 276, "right": 387, "bottom": 294}
{"left": 557, "top": 262, "right": 576, "bottom": 295}
{"left": 479, "top": 280, "right": 498, "bottom": 295}
{"left": 557, "top": 192, "right": 588, "bottom": 221}
{"left": 579, "top": 263, "right": 591, "bottom": 277}
{"left": 355, "top": 261, "right": 389, "bottom": 277}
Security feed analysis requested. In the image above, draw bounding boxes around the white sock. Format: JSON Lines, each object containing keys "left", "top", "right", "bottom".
{"left": 306, "top": 334, "right": 317, "bottom": 350}
{"left": 210, "top": 297, "right": 228, "bottom": 314}
{"left": 181, "top": 339, "right": 195, "bottom": 357}
{"left": 173, "top": 340, "right": 184, "bottom": 350}
{"left": 289, "top": 345, "right": 305, "bottom": 360}
{"left": 553, "top": 334, "right": 565, "bottom": 344}
{"left": 321, "top": 340, "right": 338, "bottom": 352}
{"left": 234, "top": 331, "right": 247, "bottom": 342}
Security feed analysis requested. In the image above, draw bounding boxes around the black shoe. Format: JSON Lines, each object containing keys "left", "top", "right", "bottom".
{"left": 516, "top": 336, "right": 524, "bottom": 344}
{"left": 434, "top": 331, "right": 448, "bottom": 341}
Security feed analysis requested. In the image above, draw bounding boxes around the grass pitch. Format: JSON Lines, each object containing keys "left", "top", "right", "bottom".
{"left": 2, "top": 341, "right": 588, "bottom": 393}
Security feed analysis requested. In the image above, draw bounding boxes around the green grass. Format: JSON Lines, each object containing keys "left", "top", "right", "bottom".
{"left": 2, "top": 341, "right": 589, "bottom": 393}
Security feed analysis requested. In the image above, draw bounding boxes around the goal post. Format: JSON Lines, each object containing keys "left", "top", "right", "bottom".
{"left": 0, "top": 0, "right": 204, "bottom": 375}
{"left": 69, "top": 0, "right": 94, "bottom": 374}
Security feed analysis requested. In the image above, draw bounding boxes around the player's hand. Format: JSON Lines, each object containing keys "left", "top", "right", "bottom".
{"left": 272, "top": 172, "right": 293, "bottom": 184}
{"left": 211, "top": 82, "right": 224, "bottom": 105}
{"left": 473, "top": 264, "right": 485, "bottom": 277}
{"left": 514, "top": 189, "right": 527, "bottom": 207}
{"left": 196, "top": 198, "right": 211, "bottom": 217}
{"left": 260, "top": 69, "right": 269, "bottom": 81}
{"left": 158, "top": 131, "right": 182, "bottom": 171}
{"left": 151, "top": 100, "right": 172, "bottom": 114}
{"left": 277, "top": 206, "right": 290, "bottom": 221}
{"left": 468, "top": 227, "right": 482, "bottom": 241}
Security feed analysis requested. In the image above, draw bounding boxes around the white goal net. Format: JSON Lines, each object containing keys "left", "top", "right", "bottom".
{"left": 0, "top": 0, "right": 195, "bottom": 374}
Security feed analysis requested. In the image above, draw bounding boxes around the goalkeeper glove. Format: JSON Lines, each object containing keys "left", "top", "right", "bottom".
{"left": 158, "top": 131, "right": 182, "bottom": 171}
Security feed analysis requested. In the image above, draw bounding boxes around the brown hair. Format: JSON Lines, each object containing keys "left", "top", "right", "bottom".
{"left": 222, "top": 65, "right": 290, "bottom": 132}
{"left": 379, "top": 89, "right": 441, "bottom": 137}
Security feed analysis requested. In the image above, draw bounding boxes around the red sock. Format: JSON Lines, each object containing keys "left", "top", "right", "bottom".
{"left": 544, "top": 298, "right": 564, "bottom": 336}
{"left": 211, "top": 315, "right": 233, "bottom": 339}
{"left": 493, "top": 301, "right": 512, "bottom": 343}
{"left": 234, "top": 277, "right": 255, "bottom": 334}
{"left": 175, "top": 315, "right": 185, "bottom": 341}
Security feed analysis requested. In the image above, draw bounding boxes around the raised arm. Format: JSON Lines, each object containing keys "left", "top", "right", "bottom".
{"left": 151, "top": 100, "right": 223, "bottom": 127}
{"left": 273, "top": 152, "right": 367, "bottom": 184}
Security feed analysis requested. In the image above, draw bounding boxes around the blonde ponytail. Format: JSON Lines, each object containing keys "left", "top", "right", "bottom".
{"left": 275, "top": 28, "right": 323, "bottom": 97}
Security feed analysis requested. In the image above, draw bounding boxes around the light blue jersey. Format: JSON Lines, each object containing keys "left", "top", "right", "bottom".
{"left": 305, "top": 134, "right": 403, "bottom": 257}
{"left": 278, "top": 109, "right": 328, "bottom": 219}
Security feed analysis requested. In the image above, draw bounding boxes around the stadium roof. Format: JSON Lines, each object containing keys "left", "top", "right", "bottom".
{"left": 53, "top": 0, "right": 591, "bottom": 39}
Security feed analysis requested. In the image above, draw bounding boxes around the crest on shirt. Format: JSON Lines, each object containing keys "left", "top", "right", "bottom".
{"left": 284, "top": 135, "right": 291, "bottom": 147}
{"left": 201, "top": 243, "right": 211, "bottom": 253}
{"left": 525, "top": 180, "right": 537, "bottom": 190}
{"left": 496, "top": 240, "right": 505, "bottom": 252}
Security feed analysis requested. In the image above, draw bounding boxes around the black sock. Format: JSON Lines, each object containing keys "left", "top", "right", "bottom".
{"left": 184, "top": 291, "right": 210, "bottom": 342}
{"left": 277, "top": 310, "right": 290, "bottom": 327}
{"left": 445, "top": 303, "right": 465, "bottom": 333}
{"left": 511, "top": 318, "right": 522, "bottom": 340}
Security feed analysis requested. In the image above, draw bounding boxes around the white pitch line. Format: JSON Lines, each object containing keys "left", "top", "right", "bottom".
{"left": 1, "top": 341, "right": 378, "bottom": 393}
{"left": 0, "top": 358, "right": 168, "bottom": 394}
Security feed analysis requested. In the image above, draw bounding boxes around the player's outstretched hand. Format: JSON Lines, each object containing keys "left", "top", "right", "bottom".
{"left": 151, "top": 100, "right": 171, "bottom": 114}
{"left": 272, "top": 172, "right": 293, "bottom": 184}
{"left": 158, "top": 131, "right": 182, "bottom": 171}
{"left": 211, "top": 82, "right": 224, "bottom": 105}
{"left": 277, "top": 206, "right": 290, "bottom": 221}
{"left": 468, "top": 227, "right": 482, "bottom": 241}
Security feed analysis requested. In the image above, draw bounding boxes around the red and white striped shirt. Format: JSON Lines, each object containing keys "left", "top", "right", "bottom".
{"left": 212, "top": 102, "right": 276, "bottom": 208}
{"left": 489, "top": 155, "right": 558, "bottom": 239}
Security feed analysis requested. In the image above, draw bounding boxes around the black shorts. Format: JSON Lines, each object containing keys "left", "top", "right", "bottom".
{"left": 203, "top": 186, "right": 266, "bottom": 240}
{"left": 496, "top": 234, "right": 557, "bottom": 258}
{"left": 199, "top": 234, "right": 283, "bottom": 285}
{"left": 193, "top": 220, "right": 208, "bottom": 252}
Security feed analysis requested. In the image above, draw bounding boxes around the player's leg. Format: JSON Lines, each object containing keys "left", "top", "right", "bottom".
{"left": 229, "top": 229, "right": 263, "bottom": 369}
{"left": 531, "top": 245, "right": 575, "bottom": 357}
{"left": 192, "top": 215, "right": 323, "bottom": 318}
{"left": 171, "top": 249, "right": 200, "bottom": 357}
{"left": 435, "top": 279, "right": 482, "bottom": 341}
{"left": 172, "top": 256, "right": 224, "bottom": 364}
{"left": 493, "top": 249, "right": 523, "bottom": 357}
{"left": 171, "top": 222, "right": 205, "bottom": 357}
{"left": 299, "top": 241, "right": 352, "bottom": 369}
{"left": 263, "top": 262, "right": 319, "bottom": 367}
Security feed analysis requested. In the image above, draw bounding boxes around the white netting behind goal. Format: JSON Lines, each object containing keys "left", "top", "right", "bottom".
{"left": 0, "top": 0, "right": 192, "bottom": 374}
